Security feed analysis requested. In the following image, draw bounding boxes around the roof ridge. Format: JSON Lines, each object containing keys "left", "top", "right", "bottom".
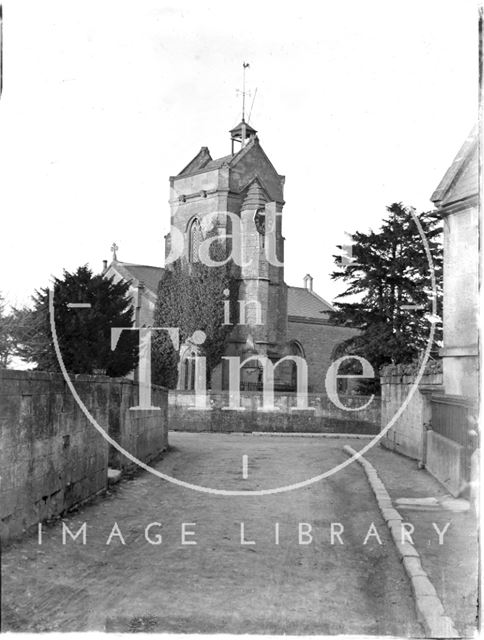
{"left": 308, "top": 289, "right": 334, "bottom": 311}
{"left": 431, "top": 125, "right": 478, "bottom": 204}
{"left": 118, "top": 262, "right": 163, "bottom": 269}
{"left": 177, "top": 147, "right": 212, "bottom": 177}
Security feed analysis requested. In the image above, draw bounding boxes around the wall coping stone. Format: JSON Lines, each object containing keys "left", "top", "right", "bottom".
{"left": 0, "top": 370, "right": 167, "bottom": 392}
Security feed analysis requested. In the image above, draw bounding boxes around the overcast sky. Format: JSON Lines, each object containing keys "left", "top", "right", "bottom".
{"left": 0, "top": 0, "right": 478, "bottom": 308}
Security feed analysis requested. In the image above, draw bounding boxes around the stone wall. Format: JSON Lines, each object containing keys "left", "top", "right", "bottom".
{"left": 108, "top": 380, "right": 168, "bottom": 473}
{"left": 0, "top": 370, "right": 168, "bottom": 543}
{"left": 169, "top": 391, "right": 380, "bottom": 434}
{"left": 380, "top": 361, "right": 443, "bottom": 461}
{"left": 287, "top": 320, "right": 359, "bottom": 393}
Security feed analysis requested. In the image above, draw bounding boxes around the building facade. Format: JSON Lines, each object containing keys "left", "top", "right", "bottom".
{"left": 431, "top": 126, "right": 479, "bottom": 400}
{"left": 103, "top": 119, "right": 356, "bottom": 392}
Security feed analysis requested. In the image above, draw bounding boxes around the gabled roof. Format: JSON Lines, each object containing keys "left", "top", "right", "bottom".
{"left": 177, "top": 150, "right": 236, "bottom": 177}
{"left": 431, "top": 125, "right": 478, "bottom": 208}
{"left": 202, "top": 154, "right": 233, "bottom": 171}
{"left": 176, "top": 135, "right": 282, "bottom": 184}
{"left": 107, "top": 262, "right": 164, "bottom": 297}
{"left": 287, "top": 286, "right": 334, "bottom": 321}
{"left": 177, "top": 147, "right": 213, "bottom": 176}
{"left": 177, "top": 141, "right": 248, "bottom": 178}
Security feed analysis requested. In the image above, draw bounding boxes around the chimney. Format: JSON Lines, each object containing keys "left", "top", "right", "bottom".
{"left": 303, "top": 273, "right": 313, "bottom": 292}
{"left": 102, "top": 259, "right": 108, "bottom": 271}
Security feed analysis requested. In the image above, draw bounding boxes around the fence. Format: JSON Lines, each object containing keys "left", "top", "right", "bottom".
{"left": 430, "top": 394, "right": 477, "bottom": 486}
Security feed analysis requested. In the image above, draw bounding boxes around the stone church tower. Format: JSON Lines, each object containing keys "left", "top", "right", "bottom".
{"left": 165, "top": 120, "right": 290, "bottom": 389}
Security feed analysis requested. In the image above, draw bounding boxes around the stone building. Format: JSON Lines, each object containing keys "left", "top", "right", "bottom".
{"left": 103, "top": 119, "right": 356, "bottom": 392}
{"left": 287, "top": 276, "right": 358, "bottom": 392}
{"left": 102, "top": 258, "right": 163, "bottom": 330}
{"left": 431, "top": 126, "right": 479, "bottom": 400}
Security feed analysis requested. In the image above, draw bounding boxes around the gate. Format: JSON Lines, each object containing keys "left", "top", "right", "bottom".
{"left": 430, "top": 394, "right": 478, "bottom": 485}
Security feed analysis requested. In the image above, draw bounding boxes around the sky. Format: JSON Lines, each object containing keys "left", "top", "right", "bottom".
{"left": 0, "top": 0, "right": 479, "bottom": 308}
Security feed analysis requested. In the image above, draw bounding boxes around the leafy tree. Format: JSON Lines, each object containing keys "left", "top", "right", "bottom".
{"left": 14, "top": 266, "right": 138, "bottom": 376}
{"left": 329, "top": 203, "right": 443, "bottom": 392}
{"left": 152, "top": 244, "right": 237, "bottom": 389}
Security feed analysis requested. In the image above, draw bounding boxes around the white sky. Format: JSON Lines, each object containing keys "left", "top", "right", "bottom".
{"left": 0, "top": 0, "right": 478, "bottom": 308}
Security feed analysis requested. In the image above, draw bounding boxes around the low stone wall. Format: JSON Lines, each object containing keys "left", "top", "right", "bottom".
{"left": 107, "top": 380, "right": 168, "bottom": 473}
{"left": 0, "top": 370, "right": 168, "bottom": 543}
{"left": 380, "top": 361, "right": 443, "bottom": 461}
{"left": 168, "top": 391, "right": 380, "bottom": 434}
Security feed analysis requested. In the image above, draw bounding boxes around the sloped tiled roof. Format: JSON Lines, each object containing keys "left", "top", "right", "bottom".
{"left": 202, "top": 155, "right": 233, "bottom": 171}
{"left": 114, "top": 262, "right": 164, "bottom": 297}
{"left": 177, "top": 146, "right": 212, "bottom": 177}
{"left": 177, "top": 136, "right": 259, "bottom": 177}
{"left": 287, "top": 286, "right": 334, "bottom": 320}
{"left": 431, "top": 126, "right": 478, "bottom": 208}
{"left": 106, "top": 260, "right": 336, "bottom": 324}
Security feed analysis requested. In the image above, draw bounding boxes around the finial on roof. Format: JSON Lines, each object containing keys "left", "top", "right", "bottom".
{"left": 111, "top": 242, "right": 119, "bottom": 261}
{"left": 303, "top": 274, "right": 313, "bottom": 292}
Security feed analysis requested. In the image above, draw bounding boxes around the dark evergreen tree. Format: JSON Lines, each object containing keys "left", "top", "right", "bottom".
{"left": 14, "top": 266, "right": 138, "bottom": 376}
{"left": 329, "top": 203, "right": 443, "bottom": 392}
{"left": 0, "top": 293, "right": 15, "bottom": 368}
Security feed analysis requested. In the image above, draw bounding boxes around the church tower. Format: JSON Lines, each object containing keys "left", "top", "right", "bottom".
{"left": 165, "top": 120, "right": 289, "bottom": 389}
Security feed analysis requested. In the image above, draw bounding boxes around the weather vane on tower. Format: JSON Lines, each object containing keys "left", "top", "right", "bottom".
{"left": 231, "top": 63, "right": 258, "bottom": 153}
{"left": 238, "top": 61, "right": 250, "bottom": 121}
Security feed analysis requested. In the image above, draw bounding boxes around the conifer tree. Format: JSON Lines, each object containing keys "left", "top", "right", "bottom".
{"left": 0, "top": 293, "right": 15, "bottom": 368}
{"left": 330, "top": 203, "right": 443, "bottom": 392}
{"left": 13, "top": 266, "right": 137, "bottom": 376}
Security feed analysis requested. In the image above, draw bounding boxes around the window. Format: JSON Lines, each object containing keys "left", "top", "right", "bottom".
{"left": 289, "top": 341, "right": 305, "bottom": 391}
{"left": 188, "top": 218, "right": 203, "bottom": 263}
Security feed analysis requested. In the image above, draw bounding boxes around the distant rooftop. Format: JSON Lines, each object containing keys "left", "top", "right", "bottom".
{"left": 110, "top": 262, "right": 164, "bottom": 296}
{"left": 287, "top": 285, "right": 334, "bottom": 321}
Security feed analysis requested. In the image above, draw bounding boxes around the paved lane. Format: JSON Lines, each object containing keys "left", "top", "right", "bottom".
{"left": 2, "top": 433, "right": 422, "bottom": 635}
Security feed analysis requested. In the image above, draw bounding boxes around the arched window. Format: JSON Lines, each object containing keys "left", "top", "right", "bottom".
{"left": 180, "top": 349, "right": 196, "bottom": 390}
{"left": 288, "top": 341, "right": 305, "bottom": 391}
{"left": 188, "top": 218, "right": 203, "bottom": 263}
{"left": 289, "top": 340, "right": 305, "bottom": 359}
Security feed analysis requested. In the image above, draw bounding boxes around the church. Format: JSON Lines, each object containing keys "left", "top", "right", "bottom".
{"left": 103, "top": 118, "right": 356, "bottom": 392}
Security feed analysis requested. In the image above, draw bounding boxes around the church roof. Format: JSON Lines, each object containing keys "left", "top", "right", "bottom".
{"left": 431, "top": 125, "right": 478, "bottom": 209}
{"left": 177, "top": 135, "right": 264, "bottom": 178}
{"left": 202, "top": 154, "right": 233, "bottom": 171}
{"left": 178, "top": 146, "right": 245, "bottom": 177}
{"left": 110, "top": 262, "right": 164, "bottom": 297}
{"left": 287, "top": 286, "right": 334, "bottom": 321}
